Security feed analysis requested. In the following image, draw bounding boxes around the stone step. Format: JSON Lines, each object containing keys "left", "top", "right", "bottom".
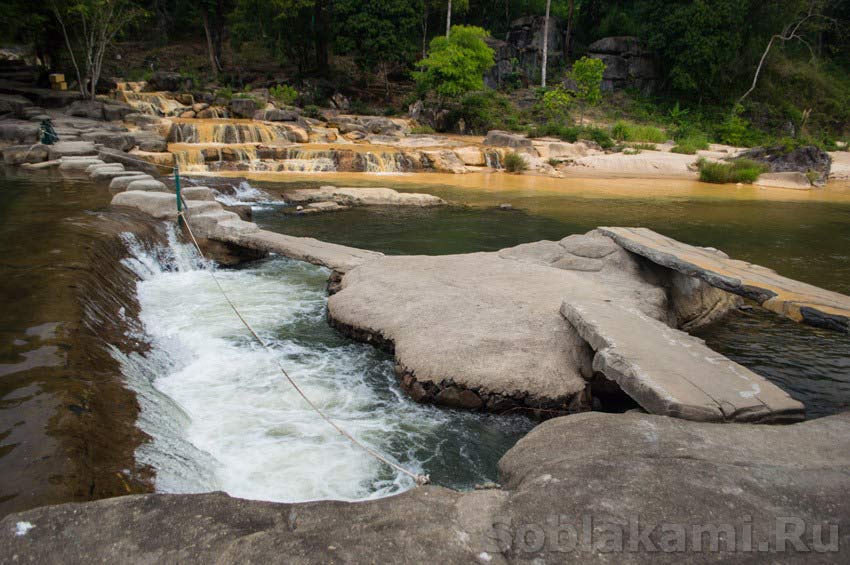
{"left": 561, "top": 295, "right": 805, "bottom": 423}
{"left": 600, "top": 227, "right": 850, "bottom": 332}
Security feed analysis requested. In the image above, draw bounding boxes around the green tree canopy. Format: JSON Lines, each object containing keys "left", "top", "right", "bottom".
{"left": 414, "top": 25, "right": 495, "bottom": 100}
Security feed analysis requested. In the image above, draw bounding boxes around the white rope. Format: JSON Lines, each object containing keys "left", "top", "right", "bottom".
{"left": 176, "top": 209, "right": 430, "bottom": 487}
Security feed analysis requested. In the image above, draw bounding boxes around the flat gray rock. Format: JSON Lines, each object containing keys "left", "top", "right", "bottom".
{"left": 47, "top": 141, "right": 98, "bottom": 159}
{"left": 3, "top": 412, "right": 849, "bottom": 563}
{"left": 231, "top": 230, "right": 383, "bottom": 273}
{"left": 126, "top": 179, "right": 168, "bottom": 192}
{"left": 286, "top": 186, "right": 446, "bottom": 207}
{"left": 561, "top": 294, "right": 805, "bottom": 422}
{"left": 600, "top": 226, "right": 850, "bottom": 332}
{"left": 109, "top": 175, "right": 153, "bottom": 190}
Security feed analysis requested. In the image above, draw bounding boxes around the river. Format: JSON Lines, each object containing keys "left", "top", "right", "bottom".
{"left": 2, "top": 165, "right": 849, "bottom": 516}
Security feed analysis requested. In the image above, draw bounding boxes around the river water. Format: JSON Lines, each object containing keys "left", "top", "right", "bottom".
{"left": 2, "top": 165, "right": 850, "bottom": 515}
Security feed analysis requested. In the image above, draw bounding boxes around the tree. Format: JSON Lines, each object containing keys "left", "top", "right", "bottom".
{"left": 445, "top": 0, "right": 469, "bottom": 37}
{"left": 568, "top": 56, "right": 605, "bottom": 125}
{"left": 52, "top": 0, "right": 146, "bottom": 100}
{"left": 737, "top": 0, "right": 834, "bottom": 106}
{"left": 541, "top": 83, "right": 573, "bottom": 121}
{"left": 198, "top": 0, "right": 231, "bottom": 78}
{"left": 414, "top": 25, "right": 495, "bottom": 101}
{"left": 335, "top": 0, "right": 422, "bottom": 99}
{"left": 541, "top": 0, "right": 551, "bottom": 87}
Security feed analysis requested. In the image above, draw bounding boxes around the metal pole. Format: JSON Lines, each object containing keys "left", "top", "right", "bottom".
{"left": 174, "top": 164, "right": 183, "bottom": 226}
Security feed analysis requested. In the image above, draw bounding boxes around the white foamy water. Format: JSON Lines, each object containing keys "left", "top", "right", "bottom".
{"left": 114, "top": 227, "right": 532, "bottom": 503}
{"left": 212, "top": 180, "right": 286, "bottom": 211}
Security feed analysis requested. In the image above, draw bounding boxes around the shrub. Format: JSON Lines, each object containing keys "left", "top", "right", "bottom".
{"left": 411, "top": 125, "right": 436, "bottom": 134}
{"left": 580, "top": 126, "right": 614, "bottom": 149}
{"left": 448, "top": 90, "right": 519, "bottom": 134}
{"left": 504, "top": 152, "right": 527, "bottom": 173}
{"left": 623, "top": 148, "right": 641, "bottom": 155}
{"left": 214, "top": 86, "right": 234, "bottom": 101}
{"left": 303, "top": 105, "right": 323, "bottom": 120}
{"left": 671, "top": 134, "right": 710, "bottom": 154}
{"left": 715, "top": 106, "right": 762, "bottom": 147}
{"left": 547, "top": 158, "right": 561, "bottom": 167}
{"left": 414, "top": 26, "right": 495, "bottom": 99}
{"left": 270, "top": 84, "right": 298, "bottom": 105}
{"left": 611, "top": 120, "right": 667, "bottom": 143}
{"left": 697, "top": 157, "right": 767, "bottom": 184}
{"left": 632, "top": 143, "right": 657, "bottom": 151}
{"left": 541, "top": 85, "right": 573, "bottom": 122}
{"left": 528, "top": 123, "right": 579, "bottom": 142}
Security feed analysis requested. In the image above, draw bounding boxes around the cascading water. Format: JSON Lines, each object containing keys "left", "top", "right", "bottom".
{"left": 113, "top": 226, "right": 532, "bottom": 503}
{"left": 118, "top": 91, "right": 188, "bottom": 116}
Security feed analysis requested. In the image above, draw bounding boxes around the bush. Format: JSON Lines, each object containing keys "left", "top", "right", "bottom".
{"left": 528, "top": 123, "right": 580, "bottom": 142}
{"left": 715, "top": 107, "right": 762, "bottom": 147}
{"left": 303, "top": 105, "right": 323, "bottom": 120}
{"left": 671, "top": 134, "right": 710, "bottom": 154}
{"left": 269, "top": 84, "right": 298, "bottom": 105}
{"left": 632, "top": 143, "right": 657, "bottom": 151}
{"left": 411, "top": 125, "right": 436, "bottom": 134}
{"left": 697, "top": 157, "right": 768, "bottom": 184}
{"left": 547, "top": 158, "right": 561, "bottom": 167}
{"left": 504, "top": 152, "right": 527, "bottom": 173}
{"left": 448, "top": 91, "right": 520, "bottom": 134}
{"left": 414, "top": 26, "right": 495, "bottom": 99}
{"left": 580, "top": 126, "right": 614, "bottom": 149}
{"left": 611, "top": 120, "right": 667, "bottom": 143}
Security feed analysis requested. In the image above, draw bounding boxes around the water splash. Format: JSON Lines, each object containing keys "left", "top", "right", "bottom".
{"left": 112, "top": 229, "right": 532, "bottom": 502}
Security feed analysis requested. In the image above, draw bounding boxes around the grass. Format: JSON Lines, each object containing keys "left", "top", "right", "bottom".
{"left": 671, "top": 134, "right": 710, "bottom": 155}
{"left": 611, "top": 120, "right": 668, "bottom": 143}
{"left": 410, "top": 125, "right": 436, "bottom": 134}
{"left": 631, "top": 143, "right": 657, "bottom": 151}
{"left": 504, "top": 152, "right": 527, "bottom": 173}
{"left": 697, "top": 158, "right": 768, "bottom": 184}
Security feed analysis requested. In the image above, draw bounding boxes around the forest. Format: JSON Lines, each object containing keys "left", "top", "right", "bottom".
{"left": 2, "top": 0, "right": 849, "bottom": 147}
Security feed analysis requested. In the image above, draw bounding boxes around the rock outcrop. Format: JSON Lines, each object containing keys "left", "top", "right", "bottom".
{"left": 485, "top": 16, "right": 566, "bottom": 89}
{"left": 740, "top": 145, "right": 831, "bottom": 187}
{"left": 327, "top": 231, "right": 740, "bottom": 414}
{"left": 3, "top": 411, "right": 849, "bottom": 563}
{"left": 285, "top": 186, "right": 446, "bottom": 207}
{"left": 587, "top": 36, "right": 660, "bottom": 93}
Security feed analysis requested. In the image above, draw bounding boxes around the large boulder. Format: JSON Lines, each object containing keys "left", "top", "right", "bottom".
{"left": 485, "top": 16, "right": 565, "bottom": 89}
{"left": 0, "top": 121, "right": 39, "bottom": 143}
{"left": 0, "top": 93, "right": 33, "bottom": 116}
{"left": 253, "top": 108, "right": 299, "bottom": 122}
{"left": 66, "top": 100, "right": 105, "bottom": 120}
{"left": 739, "top": 145, "right": 831, "bottom": 187}
{"left": 81, "top": 131, "right": 135, "bottom": 152}
{"left": 587, "top": 36, "right": 660, "bottom": 93}
{"left": 229, "top": 97, "right": 260, "bottom": 119}
{"left": 145, "top": 71, "right": 191, "bottom": 92}
{"left": 484, "top": 130, "right": 535, "bottom": 152}
{"left": 102, "top": 101, "right": 134, "bottom": 122}
{"left": 3, "top": 411, "right": 848, "bottom": 562}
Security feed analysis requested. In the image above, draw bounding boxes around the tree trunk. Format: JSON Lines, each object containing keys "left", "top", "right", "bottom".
{"left": 446, "top": 0, "right": 452, "bottom": 37}
{"left": 422, "top": 5, "right": 429, "bottom": 57}
{"left": 314, "top": 0, "right": 330, "bottom": 75}
{"left": 565, "top": 0, "right": 575, "bottom": 59}
{"left": 541, "top": 0, "right": 551, "bottom": 87}
{"left": 202, "top": 11, "right": 219, "bottom": 79}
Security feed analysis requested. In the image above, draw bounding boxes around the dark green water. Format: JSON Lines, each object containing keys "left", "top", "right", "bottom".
{"left": 249, "top": 177, "right": 850, "bottom": 418}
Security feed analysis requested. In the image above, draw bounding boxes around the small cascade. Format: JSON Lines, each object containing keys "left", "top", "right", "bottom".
{"left": 484, "top": 150, "right": 503, "bottom": 170}
{"left": 170, "top": 144, "right": 260, "bottom": 172}
{"left": 118, "top": 91, "right": 188, "bottom": 116}
{"left": 168, "top": 120, "right": 290, "bottom": 144}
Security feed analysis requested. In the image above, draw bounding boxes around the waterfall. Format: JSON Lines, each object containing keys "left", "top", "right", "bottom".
{"left": 118, "top": 91, "right": 188, "bottom": 116}
{"left": 168, "top": 120, "right": 289, "bottom": 144}
{"left": 484, "top": 150, "right": 503, "bottom": 170}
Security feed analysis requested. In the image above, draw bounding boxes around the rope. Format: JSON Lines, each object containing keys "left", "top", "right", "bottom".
{"left": 176, "top": 209, "right": 430, "bottom": 487}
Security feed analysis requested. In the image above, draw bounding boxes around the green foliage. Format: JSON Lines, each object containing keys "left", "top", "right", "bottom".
{"left": 504, "top": 152, "right": 527, "bottom": 173}
{"left": 541, "top": 85, "right": 573, "bottom": 121}
{"left": 671, "top": 134, "right": 710, "bottom": 155}
{"left": 414, "top": 25, "right": 495, "bottom": 100}
{"left": 623, "top": 148, "right": 642, "bottom": 155}
{"left": 697, "top": 157, "right": 768, "bottom": 184}
{"left": 611, "top": 121, "right": 667, "bottom": 143}
{"left": 568, "top": 56, "right": 606, "bottom": 125}
{"left": 528, "top": 123, "right": 580, "bottom": 142}
{"left": 547, "top": 158, "right": 561, "bottom": 167}
{"left": 270, "top": 84, "right": 299, "bottom": 105}
{"left": 716, "top": 106, "right": 762, "bottom": 147}
{"left": 667, "top": 102, "right": 690, "bottom": 125}
{"left": 303, "top": 104, "right": 322, "bottom": 119}
{"left": 215, "top": 86, "right": 234, "bottom": 101}
{"left": 580, "top": 126, "right": 614, "bottom": 149}
{"left": 411, "top": 125, "right": 436, "bottom": 134}
{"left": 632, "top": 143, "right": 657, "bottom": 151}
{"left": 334, "top": 0, "right": 421, "bottom": 71}
{"left": 448, "top": 90, "right": 520, "bottom": 134}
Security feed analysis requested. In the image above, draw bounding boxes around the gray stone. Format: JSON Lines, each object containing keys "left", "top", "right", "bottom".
{"left": 109, "top": 175, "right": 153, "bottom": 190}
{"left": 66, "top": 100, "right": 104, "bottom": 120}
{"left": 181, "top": 186, "right": 215, "bottom": 201}
{"left": 126, "top": 179, "right": 168, "bottom": 192}
{"left": 4, "top": 412, "right": 849, "bottom": 563}
{"left": 286, "top": 186, "right": 446, "bottom": 207}
{"left": 484, "top": 130, "right": 534, "bottom": 150}
{"left": 599, "top": 226, "right": 850, "bottom": 332}
{"left": 0, "top": 121, "right": 39, "bottom": 143}
{"left": 58, "top": 158, "right": 104, "bottom": 171}
{"left": 81, "top": 130, "right": 135, "bottom": 151}
{"left": 145, "top": 71, "right": 189, "bottom": 92}
{"left": 253, "top": 108, "right": 299, "bottom": 122}
{"left": 560, "top": 294, "right": 804, "bottom": 422}
{"left": 48, "top": 141, "right": 98, "bottom": 159}
{"left": 98, "top": 148, "right": 162, "bottom": 176}
{"left": 102, "top": 101, "right": 134, "bottom": 122}
{"left": 229, "top": 97, "right": 259, "bottom": 118}
{"left": 131, "top": 131, "right": 167, "bottom": 152}
{"left": 740, "top": 145, "right": 831, "bottom": 187}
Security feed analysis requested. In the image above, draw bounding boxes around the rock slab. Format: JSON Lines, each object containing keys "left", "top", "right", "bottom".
{"left": 561, "top": 295, "right": 805, "bottom": 422}
{"left": 600, "top": 226, "right": 850, "bottom": 332}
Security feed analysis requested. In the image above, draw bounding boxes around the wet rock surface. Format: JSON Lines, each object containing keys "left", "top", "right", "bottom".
{"left": 285, "top": 186, "right": 447, "bottom": 207}
{"left": 740, "top": 145, "right": 831, "bottom": 187}
{"left": 3, "top": 411, "right": 849, "bottom": 563}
